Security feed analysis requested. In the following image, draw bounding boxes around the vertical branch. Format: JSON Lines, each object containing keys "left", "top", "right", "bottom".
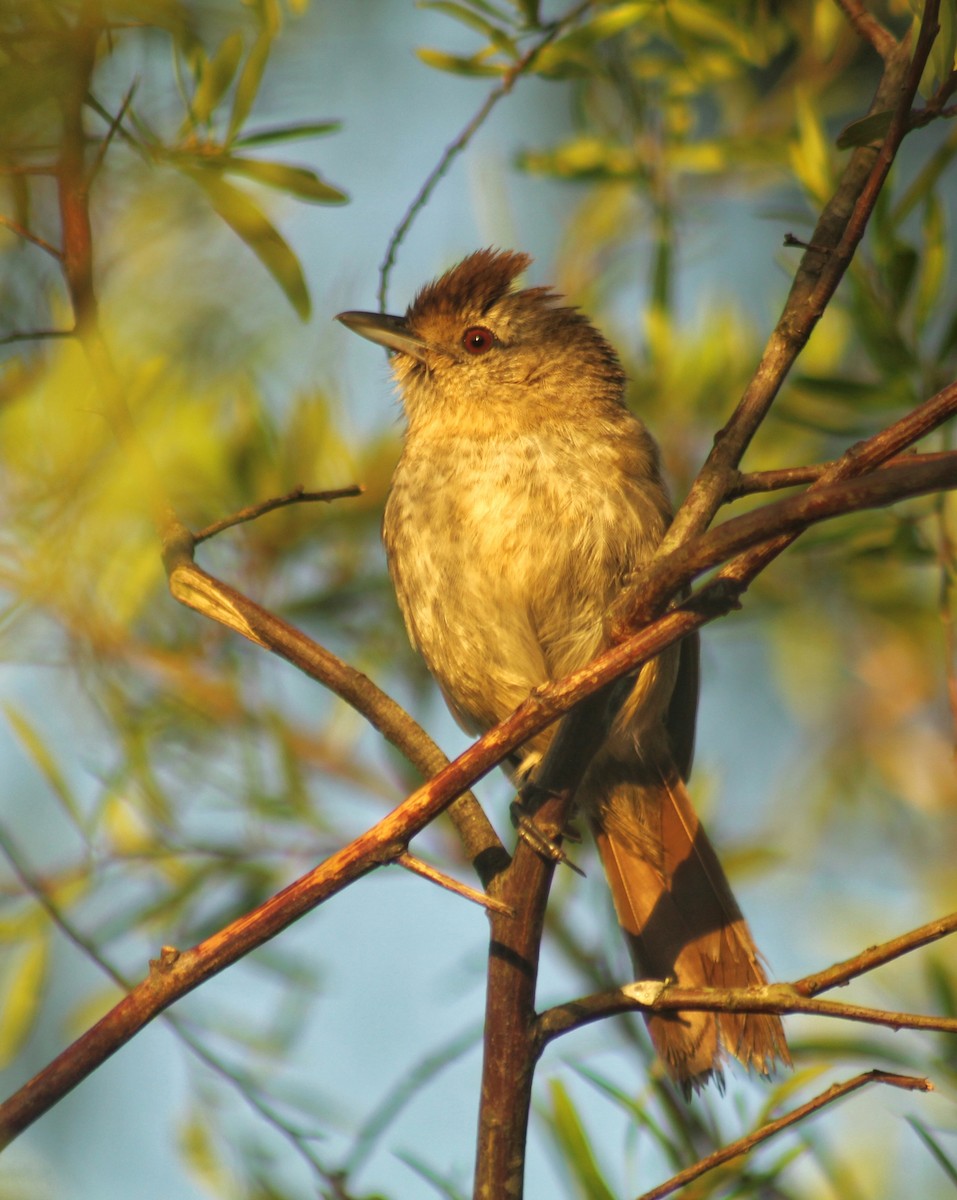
{"left": 474, "top": 696, "right": 610, "bottom": 1197}
{"left": 56, "top": 3, "right": 98, "bottom": 337}
{"left": 474, "top": 839, "right": 555, "bottom": 1200}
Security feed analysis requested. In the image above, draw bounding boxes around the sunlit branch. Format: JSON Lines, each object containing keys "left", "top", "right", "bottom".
{"left": 192, "top": 484, "right": 365, "bottom": 544}
{"left": 636, "top": 1072, "right": 931, "bottom": 1200}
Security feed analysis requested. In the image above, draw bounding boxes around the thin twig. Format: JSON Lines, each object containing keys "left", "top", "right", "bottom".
{"left": 395, "top": 851, "right": 514, "bottom": 915}
{"left": 795, "top": 910, "right": 957, "bottom": 996}
{"left": 728, "top": 451, "right": 957, "bottom": 499}
{"left": 833, "top": 0, "right": 899, "bottom": 58}
{"left": 165, "top": 558, "right": 507, "bottom": 884}
{"left": 635, "top": 1072, "right": 931, "bottom": 1200}
{"left": 192, "top": 484, "right": 365, "bottom": 544}
{"left": 0, "top": 213, "right": 61, "bottom": 258}
{"left": 87, "top": 79, "right": 138, "bottom": 184}
{"left": 376, "top": 1, "right": 590, "bottom": 311}
{"left": 537, "top": 980, "right": 957, "bottom": 1043}
{"left": 0, "top": 327, "right": 75, "bottom": 346}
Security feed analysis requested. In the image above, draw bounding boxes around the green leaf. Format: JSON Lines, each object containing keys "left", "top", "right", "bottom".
{"left": 232, "top": 120, "right": 341, "bottom": 147}
{"left": 926, "top": 956, "right": 957, "bottom": 1018}
{"left": 921, "top": 0, "right": 956, "bottom": 98}
{"left": 219, "top": 156, "right": 348, "bottom": 203}
{"left": 228, "top": 29, "right": 274, "bottom": 142}
{"left": 0, "top": 938, "right": 49, "bottom": 1068}
{"left": 191, "top": 172, "right": 311, "bottom": 319}
{"left": 836, "top": 109, "right": 893, "bottom": 150}
{"left": 415, "top": 47, "right": 504, "bottom": 75}
{"left": 419, "top": 1, "right": 518, "bottom": 55}
{"left": 938, "top": 304, "right": 957, "bottom": 361}
{"left": 907, "top": 1117, "right": 957, "bottom": 1187}
{"left": 543, "top": 1079, "right": 616, "bottom": 1200}
{"left": 191, "top": 31, "right": 244, "bottom": 126}
{"left": 915, "top": 192, "right": 946, "bottom": 331}
{"left": 4, "top": 705, "right": 82, "bottom": 824}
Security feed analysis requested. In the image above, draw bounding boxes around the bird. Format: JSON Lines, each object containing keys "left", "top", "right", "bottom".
{"left": 336, "top": 248, "right": 790, "bottom": 1091}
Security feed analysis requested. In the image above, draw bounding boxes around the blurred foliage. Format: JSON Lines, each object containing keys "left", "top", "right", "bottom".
{"left": 0, "top": 1, "right": 955, "bottom": 1199}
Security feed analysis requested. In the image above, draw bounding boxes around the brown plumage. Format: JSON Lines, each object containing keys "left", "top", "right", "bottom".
{"left": 337, "top": 249, "right": 790, "bottom": 1090}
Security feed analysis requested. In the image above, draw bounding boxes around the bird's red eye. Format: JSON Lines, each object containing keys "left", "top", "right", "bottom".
{"left": 462, "top": 326, "right": 494, "bottom": 355}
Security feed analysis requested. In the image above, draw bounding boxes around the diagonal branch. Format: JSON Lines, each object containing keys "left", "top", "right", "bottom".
{"left": 663, "top": 3, "right": 940, "bottom": 552}
{"left": 635, "top": 1071, "right": 931, "bottom": 1200}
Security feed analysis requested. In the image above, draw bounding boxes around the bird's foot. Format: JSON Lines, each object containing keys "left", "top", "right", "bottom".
{"left": 509, "top": 790, "right": 585, "bottom": 877}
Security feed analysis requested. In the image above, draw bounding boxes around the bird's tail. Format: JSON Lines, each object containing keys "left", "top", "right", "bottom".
{"left": 590, "top": 767, "right": 790, "bottom": 1091}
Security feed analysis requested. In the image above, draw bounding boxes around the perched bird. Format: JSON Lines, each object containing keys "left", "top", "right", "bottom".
{"left": 337, "top": 249, "right": 789, "bottom": 1090}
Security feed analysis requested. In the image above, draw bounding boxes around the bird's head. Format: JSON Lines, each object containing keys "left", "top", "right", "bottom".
{"left": 336, "top": 249, "right": 626, "bottom": 432}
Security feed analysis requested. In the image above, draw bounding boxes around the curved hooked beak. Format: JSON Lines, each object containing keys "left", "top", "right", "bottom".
{"left": 335, "top": 310, "right": 427, "bottom": 361}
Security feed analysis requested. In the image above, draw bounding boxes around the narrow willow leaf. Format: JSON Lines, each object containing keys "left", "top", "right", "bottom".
{"left": 790, "top": 90, "right": 832, "bottom": 202}
{"left": 544, "top": 1079, "right": 616, "bottom": 1200}
{"left": 232, "top": 120, "right": 341, "bottom": 147}
{"left": 0, "top": 938, "right": 49, "bottom": 1068}
{"left": 907, "top": 1117, "right": 957, "bottom": 1187}
{"left": 420, "top": 1, "right": 517, "bottom": 55}
{"left": 191, "top": 171, "right": 311, "bottom": 319}
{"left": 191, "top": 31, "right": 244, "bottom": 126}
{"left": 220, "top": 156, "right": 348, "bottom": 203}
{"left": 915, "top": 192, "right": 946, "bottom": 332}
{"left": 228, "top": 30, "right": 273, "bottom": 142}
{"left": 4, "top": 705, "right": 81, "bottom": 823}
{"left": 415, "top": 47, "right": 503, "bottom": 75}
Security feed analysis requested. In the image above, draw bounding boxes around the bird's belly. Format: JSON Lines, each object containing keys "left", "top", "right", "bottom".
{"left": 384, "top": 435, "right": 655, "bottom": 732}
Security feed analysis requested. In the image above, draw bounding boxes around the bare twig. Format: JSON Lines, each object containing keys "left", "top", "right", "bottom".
{"left": 536, "top": 910, "right": 957, "bottom": 1044}
{"left": 395, "top": 851, "right": 514, "bottom": 915}
{"left": 192, "top": 484, "right": 365, "bottom": 544}
{"left": 833, "top": 0, "right": 899, "bottom": 58}
{"left": 795, "top": 910, "right": 957, "bottom": 996}
{"left": 87, "top": 80, "right": 137, "bottom": 184}
{"left": 727, "top": 451, "right": 957, "bottom": 499}
{"left": 537, "top": 979, "right": 957, "bottom": 1043}
{"left": 0, "top": 327, "right": 75, "bottom": 346}
{"left": 635, "top": 1072, "right": 931, "bottom": 1200}
{"left": 0, "top": 213, "right": 61, "bottom": 258}
{"left": 0, "top": 824, "right": 337, "bottom": 1180}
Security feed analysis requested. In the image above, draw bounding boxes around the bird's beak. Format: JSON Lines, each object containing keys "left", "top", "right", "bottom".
{"left": 335, "top": 310, "right": 428, "bottom": 360}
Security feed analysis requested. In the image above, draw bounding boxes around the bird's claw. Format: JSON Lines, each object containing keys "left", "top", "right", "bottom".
{"left": 509, "top": 796, "right": 586, "bottom": 877}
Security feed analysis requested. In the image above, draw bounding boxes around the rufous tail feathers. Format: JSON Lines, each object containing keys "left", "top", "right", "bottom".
{"left": 591, "top": 769, "right": 790, "bottom": 1092}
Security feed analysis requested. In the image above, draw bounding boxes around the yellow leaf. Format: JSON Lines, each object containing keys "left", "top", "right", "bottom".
{"left": 0, "top": 938, "right": 49, "bottom": 1068}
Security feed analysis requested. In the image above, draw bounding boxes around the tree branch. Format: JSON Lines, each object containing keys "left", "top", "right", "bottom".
{"left": 536, "top": 910, "right": 957, "bottom": 1045}
{"left": 636, "top": 1072, "right": 931, "bottom": 1200}
{"left": 191, "top": 484, "right": 366, "bottom": 544}
{"left": 663, "top": 5, "right": 938, "bottom": 552}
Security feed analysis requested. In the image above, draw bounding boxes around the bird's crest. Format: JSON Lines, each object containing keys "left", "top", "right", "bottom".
{"left": 407, "top": 248, "right": 533, "bottom": 322}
